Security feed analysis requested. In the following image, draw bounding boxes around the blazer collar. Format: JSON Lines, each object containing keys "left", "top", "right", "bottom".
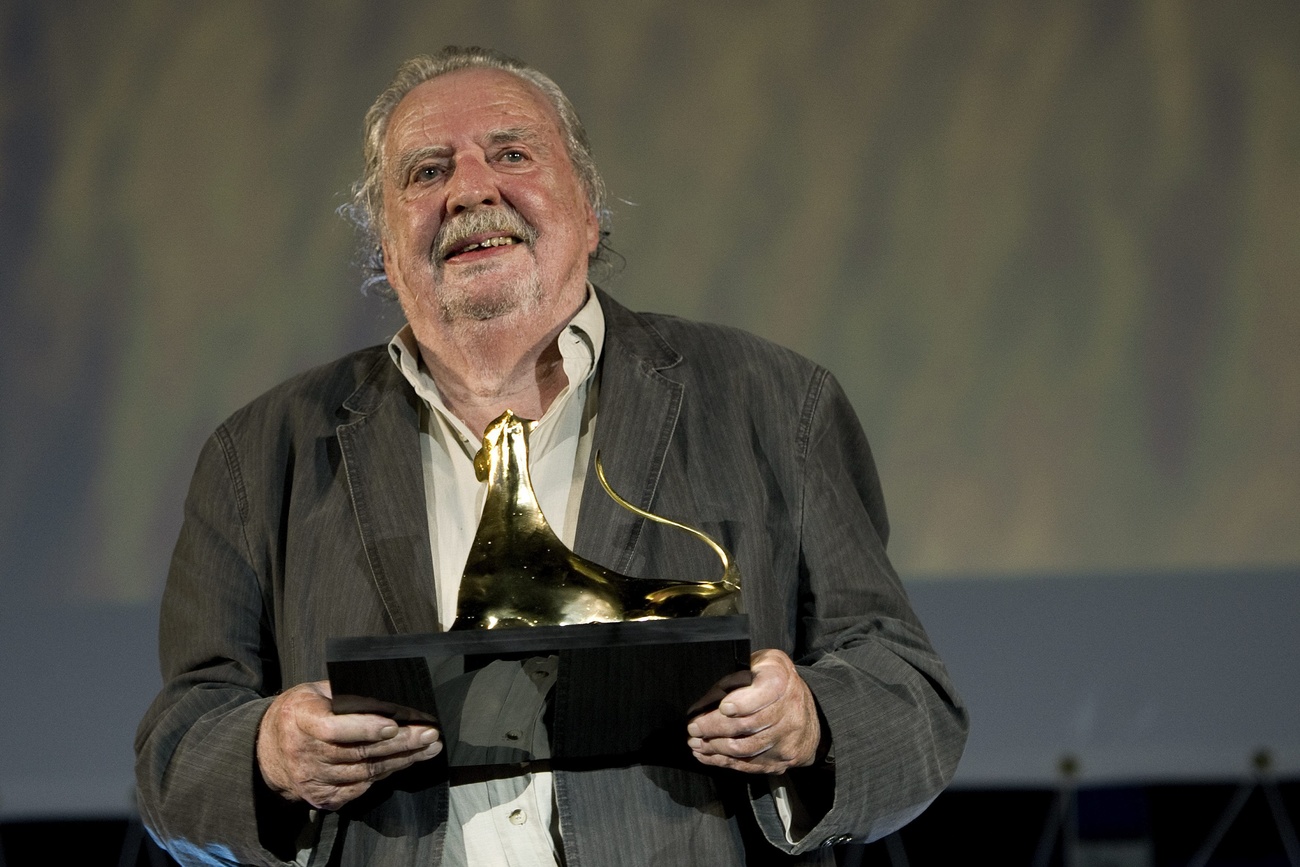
{"left": 574, "top": 289, "right": 686, "bottom": 573}
{"left": 333, "top": 289, "right": 690, "bottom": 630}
{"left": 337, "top": 356, "right": 441, "bottom": 634}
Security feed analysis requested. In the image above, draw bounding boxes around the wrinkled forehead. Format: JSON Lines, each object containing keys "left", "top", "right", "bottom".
{"left": 383, "top": 67, "right": 565, "bottom": 161}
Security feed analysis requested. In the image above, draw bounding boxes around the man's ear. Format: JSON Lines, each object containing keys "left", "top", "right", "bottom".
{"left": 378, "top": 240, "right": 405, "bottom": 300}
{"left": 585, "top": 204, "right": 601, "bottom": 255}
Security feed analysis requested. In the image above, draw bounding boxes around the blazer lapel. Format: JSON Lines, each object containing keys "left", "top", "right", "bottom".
{"left": 334, "top": 294, "right": 682, "bottom": 629}
{"left": 337, "top": 360, "right": 440, "bottom": 634}
{"left": 574, "top": 292, "right": 684, "bottom": 574}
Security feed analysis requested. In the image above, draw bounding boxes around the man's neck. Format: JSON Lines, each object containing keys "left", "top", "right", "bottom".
{"left": 409, "top": 293, "right": 583, "bottom": 437}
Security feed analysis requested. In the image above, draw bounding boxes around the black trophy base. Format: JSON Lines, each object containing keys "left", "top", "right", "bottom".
{"left": 327, "top": 615, "right": 751, "bottom": 763}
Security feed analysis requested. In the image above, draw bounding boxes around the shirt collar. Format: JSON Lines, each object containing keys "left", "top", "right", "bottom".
{"left": 388, "top": 284, "right": 606, "bottom": 441}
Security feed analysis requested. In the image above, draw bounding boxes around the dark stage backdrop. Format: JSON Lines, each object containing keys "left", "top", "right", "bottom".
{"left": 1, "top": 0, "right": 1297, "bottom": 818}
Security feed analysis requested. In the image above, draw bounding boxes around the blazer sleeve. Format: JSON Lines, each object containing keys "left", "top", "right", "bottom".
{"left": 747, "top": 370, "right": 969, "bottom": 854}
{"left": 134, "top": 427, "right": 327, "bottom": 867}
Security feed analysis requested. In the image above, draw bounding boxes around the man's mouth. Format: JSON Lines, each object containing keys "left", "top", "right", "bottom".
{"left": 446, "top": 234, "right": 522, "bottom": 260}
{"left": 434, "top": 207, "right": 538, "bottom": 264}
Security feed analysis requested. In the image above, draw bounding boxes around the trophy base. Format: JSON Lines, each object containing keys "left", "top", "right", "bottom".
{"left": 327, "top": 615, "right": 751, "bottom": 763}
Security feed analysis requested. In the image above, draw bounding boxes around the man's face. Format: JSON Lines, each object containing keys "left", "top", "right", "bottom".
{"left": 379, "top": 68, "right": 600, "bottom": 327}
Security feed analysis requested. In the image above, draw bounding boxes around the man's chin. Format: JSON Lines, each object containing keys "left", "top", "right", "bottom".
{"left": 441, "top": 298, "right": 520, "bottom": 322}
{"left": 435, "top": 275, "right": 544, "bottom": 325}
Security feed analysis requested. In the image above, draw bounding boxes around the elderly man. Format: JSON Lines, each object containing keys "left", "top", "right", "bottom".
{"left": 135, "top": 46, "right": 967, "bottom": 866}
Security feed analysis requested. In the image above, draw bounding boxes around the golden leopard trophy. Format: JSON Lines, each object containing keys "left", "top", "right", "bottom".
{"left": 452, "top": 410, "right": 742, "bottom": 630}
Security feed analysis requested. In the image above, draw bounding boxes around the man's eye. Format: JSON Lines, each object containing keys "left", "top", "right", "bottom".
{"left": 413, "top": 165, "right": 443, "bottom": 182}
{"left": 500, "top": 150, "right": 526, "bottom": 164}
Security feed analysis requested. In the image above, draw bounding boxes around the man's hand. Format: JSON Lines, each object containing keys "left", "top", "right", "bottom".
{"left": 686, "top": 649, "right": 822, "bottom": 774}
{"left": 256, "top": 680, "right": 442, "bottom": 811}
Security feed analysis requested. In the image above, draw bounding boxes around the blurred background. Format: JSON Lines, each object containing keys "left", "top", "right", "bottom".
{"left": 1, "top": 1, "right": 1297, "bottom": 863}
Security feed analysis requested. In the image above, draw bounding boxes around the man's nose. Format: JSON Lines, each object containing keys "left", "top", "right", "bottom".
{"left": 445, "top": 156, "right": 500, "bottom": 215}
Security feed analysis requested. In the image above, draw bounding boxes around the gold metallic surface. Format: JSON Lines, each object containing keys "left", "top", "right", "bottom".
{"left": 451, "top": 411, "right": 742, "bottom": 630}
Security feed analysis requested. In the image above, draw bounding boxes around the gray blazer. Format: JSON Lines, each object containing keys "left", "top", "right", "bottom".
{"left": 135, "top": 291, "right": 967, "bottom": 866}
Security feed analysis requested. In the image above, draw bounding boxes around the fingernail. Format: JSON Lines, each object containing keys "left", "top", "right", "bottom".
{"left": 720, "top": 702, "right": 735, "bottom": 716}
{"left": 687, "top": 738, "right": 703, "bottom": 750}
{"left": 419, "top": 728, "right": 439, "bottom": 744}
{"left": 686, "top": 723, "right": 701, "bottom": 738}
{"left": 379, "top": 725, "right": 398, "bottom": 739}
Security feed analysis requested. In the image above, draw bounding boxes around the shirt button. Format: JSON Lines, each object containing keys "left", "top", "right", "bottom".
{"left": 509, "top": 809, "right": 527, "bottom": 825}
{"left": 505, "top": 730, "right": 521, "bottom": 741}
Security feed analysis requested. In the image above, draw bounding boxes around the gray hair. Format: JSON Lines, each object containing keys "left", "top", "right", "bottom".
{"left": 346, "top": 46, "right": 611, "bottom": 295}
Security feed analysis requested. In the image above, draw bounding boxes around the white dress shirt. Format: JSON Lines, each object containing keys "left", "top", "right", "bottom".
{"left": 388, "top": 289, "right": 604, "bottom": 867}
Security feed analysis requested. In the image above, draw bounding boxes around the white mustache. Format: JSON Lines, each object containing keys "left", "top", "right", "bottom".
{"left": 434, "top": 207, "right": 538, "bottom": 261}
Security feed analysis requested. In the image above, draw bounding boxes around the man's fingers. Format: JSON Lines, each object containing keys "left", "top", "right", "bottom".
{"left": 311, "top": 739, "right": 444, "bottom": 785}
{"left": 258, "top": 680, "right": 444, "bottom": 809}
{"left": 685, "top": 649, "right": 822, "bottom": 775}
{"left": 325, "top": 726, "right": 441, "bottom": 764}
{"left": 363, "top": 739, "right": 443, "bottom": 775}
{"left": 687, "top": 680, "right": 786, "bottom": 740}
{"left": 281, "top": 683, "right": 438, "bottom": 752}
{"left": 716, "top": 683, "right": 780, "bottom": 718}
{"left": 296, "top": 744, "right": 439, "bottom": 813}
{"left": 718, "top": 649, "right": 796, "bottom": 715}
{"left": 687, "top": 708, "right": 775, "bottom": 740}
{"left": 299, "top": 706, "right": 402, "bottom": 746}
{"left": 691, "top": 751, "right": 785, "bottom": 774}
{"left": 686, "top": 669, "right": 754, "bottom": 716}
{"left": 688, "top": 732, "right": 774, "bottom": 759}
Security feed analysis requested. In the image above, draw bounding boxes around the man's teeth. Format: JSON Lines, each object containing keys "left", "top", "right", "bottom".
{"left": 460, "top": 236, "right": 517, "bottom": 254}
